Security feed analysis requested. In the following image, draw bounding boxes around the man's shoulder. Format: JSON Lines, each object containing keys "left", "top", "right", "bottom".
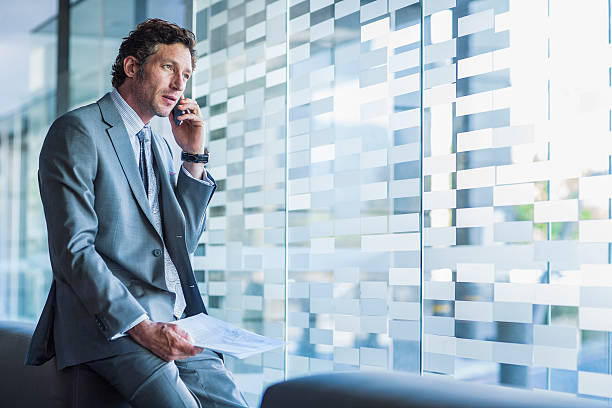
{"left": 43, "top": 99, "right": 109, "bottom": 151}
{"left": 54, "top": 100, "right": 103, "bottom": 128}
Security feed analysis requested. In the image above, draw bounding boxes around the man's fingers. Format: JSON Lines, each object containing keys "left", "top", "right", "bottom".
{"left": 166, "top": 353, "right": 193, "bottom": 361}
{"left": 176, "top": 340, "right": 200, "bottom": 355}
{"left": 170, "top": 325, "right": 191, "bottom": 339}
{"left": 163, "top": 345, "right": 201, "bottom": 361}
{"left": 155, "top": 345, "right": 197, "bottom": 362}
{"left": 177, "top": 98, "right": 201, "bottom": 113}
{"left": 184, "top": 332, "right": 196, "bottom": 345}
{"left": 165, "top": 324, "right": 198, "bottom": 346}
{"left": 159, "top": 325, "right": 190, "bottom": 350}
{"left": 176, "top": 112, "right": 204, "bottom": 124}
{"left": 165, "top": 328, "right": 199, "bottom": 354}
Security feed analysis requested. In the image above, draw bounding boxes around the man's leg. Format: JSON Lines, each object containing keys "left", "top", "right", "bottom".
{"left": 85, "top": 350, "right": 200, "bottom": 408}
{"left": 176, "top": 349, "right": 249, "bottom": 408}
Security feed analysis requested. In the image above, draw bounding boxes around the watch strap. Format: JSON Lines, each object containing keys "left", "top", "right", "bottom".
{"left": 181, "top": 151, "right": 209, "bottom": 163}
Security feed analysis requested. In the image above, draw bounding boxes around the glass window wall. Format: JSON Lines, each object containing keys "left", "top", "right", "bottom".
{"left": 0, "top": 1, "right": 58, "bottom": 322}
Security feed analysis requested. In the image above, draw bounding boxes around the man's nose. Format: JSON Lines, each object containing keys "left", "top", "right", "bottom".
{"left": 170, "top": 72, "right": 185, "bottom": 91}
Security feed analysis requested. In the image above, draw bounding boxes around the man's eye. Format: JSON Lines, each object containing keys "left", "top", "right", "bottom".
{"left": 163, "top": 64, "right": 172, "bottom": 70}
{"left": 183, "top": 74, "right": 190, "bottom": 80}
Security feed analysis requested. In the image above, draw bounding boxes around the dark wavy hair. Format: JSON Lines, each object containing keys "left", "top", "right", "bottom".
{"left": 111, "top": 19, "right": 196, "bottom": 88}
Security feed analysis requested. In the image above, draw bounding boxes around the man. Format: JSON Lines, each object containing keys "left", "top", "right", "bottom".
{"left": 25, "top": 19, "right": 248, "bottom": 407}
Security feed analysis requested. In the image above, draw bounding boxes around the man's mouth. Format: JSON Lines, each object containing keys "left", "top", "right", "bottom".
{"left": 162, "top": 95, "right": 179, "bottom": 104}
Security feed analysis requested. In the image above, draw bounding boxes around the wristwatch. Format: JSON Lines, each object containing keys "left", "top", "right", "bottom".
{"left": 181, "top": 151, "right": 209, "bottom": 164}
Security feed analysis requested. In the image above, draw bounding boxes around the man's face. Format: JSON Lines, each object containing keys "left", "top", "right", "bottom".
{"left": 133, "top": 43, "right": 192, "bottom": 119}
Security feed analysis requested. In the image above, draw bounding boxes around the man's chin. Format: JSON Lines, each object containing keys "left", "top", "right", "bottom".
{"left": 153, "top": 107, "right": 172, "bottom": 118}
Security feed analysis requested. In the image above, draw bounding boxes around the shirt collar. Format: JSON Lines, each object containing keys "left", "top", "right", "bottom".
{"left": 110, "top": 88, "right": 150, "bottom": 137}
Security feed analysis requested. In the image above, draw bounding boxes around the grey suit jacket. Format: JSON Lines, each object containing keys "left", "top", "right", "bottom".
{"left": 26, "top": 93, "right": 215, "bottom": 370}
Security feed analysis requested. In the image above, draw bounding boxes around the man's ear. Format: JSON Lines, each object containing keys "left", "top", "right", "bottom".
{"left": 123, "top": 56, "right": 140, "bottom": 79}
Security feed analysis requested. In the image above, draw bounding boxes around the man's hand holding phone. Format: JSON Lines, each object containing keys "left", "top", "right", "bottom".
{"left": 170, "top": 96, "right": 208, "bottom": 180}
{"left": 169, "top": 96, "right": 206, "bottom": 153}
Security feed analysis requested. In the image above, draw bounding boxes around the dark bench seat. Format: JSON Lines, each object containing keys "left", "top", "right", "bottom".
{"left": 260, "top": 370, "right": 609, "bottom": 408}
{"left": 0, "top": 320, "right": 129, "bottom": 407}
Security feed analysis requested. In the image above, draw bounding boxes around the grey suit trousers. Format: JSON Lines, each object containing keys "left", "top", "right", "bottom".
{"left": 85, "top": 348, "right": 248, "bottom": 408}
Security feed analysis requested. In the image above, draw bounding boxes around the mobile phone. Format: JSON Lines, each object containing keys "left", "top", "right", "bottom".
{"left": 172, "top": 98, "right": 185, "bottom": 126}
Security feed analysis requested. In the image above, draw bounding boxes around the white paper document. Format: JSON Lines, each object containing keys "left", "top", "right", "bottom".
{"left": 173, "top": 313, "right": 285, "bottom": 359}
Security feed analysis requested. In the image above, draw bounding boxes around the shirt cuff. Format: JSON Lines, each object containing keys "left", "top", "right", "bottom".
{"left": 181, "top": 165, "right": 214, "bottom": 186}
{"left": 110, "top": 313, "right": 148, "bottom": 340}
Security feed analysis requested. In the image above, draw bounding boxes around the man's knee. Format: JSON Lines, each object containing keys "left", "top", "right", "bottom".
{"left": 130, "top": 363, "right": 200, "bottom": 408}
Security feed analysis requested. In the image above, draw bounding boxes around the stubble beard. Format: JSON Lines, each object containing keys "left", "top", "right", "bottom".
{"left": 135, "top": 70, "right": 170, "bottom": 118}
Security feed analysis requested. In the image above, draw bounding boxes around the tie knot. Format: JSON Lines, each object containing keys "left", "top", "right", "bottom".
{"left": 136, "top": 126, "right": 151, "bottom": 143}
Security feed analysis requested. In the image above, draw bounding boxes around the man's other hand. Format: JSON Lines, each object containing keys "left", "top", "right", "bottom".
{"left": 128, "top": 318, "right": 203, "bottom": 361}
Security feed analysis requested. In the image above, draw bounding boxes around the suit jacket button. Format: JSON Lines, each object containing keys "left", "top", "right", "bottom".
{"left": 152, "top": 249, "right": 162, "bottom": 257}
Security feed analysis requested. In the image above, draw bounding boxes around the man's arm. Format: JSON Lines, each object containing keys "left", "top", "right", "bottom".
{"left": 39, "top": 114, "right": 146, "bottom": 339}
{"left": 174, "top": 164, "right": 215, "bottom": 253}
{"left": 182, "top": 160, "right": 206, "bottom": 181}
{"left": 169, "top": 97, "right": 216, "bottom": 253}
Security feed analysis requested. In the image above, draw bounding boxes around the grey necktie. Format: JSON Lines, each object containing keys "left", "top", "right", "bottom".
{"left": 136, "top": 126, "right": 151, "bottom": 196}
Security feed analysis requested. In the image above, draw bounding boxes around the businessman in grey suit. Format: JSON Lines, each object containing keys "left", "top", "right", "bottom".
{"left": 25, "top": 19, "right": 248, "bottom": 407}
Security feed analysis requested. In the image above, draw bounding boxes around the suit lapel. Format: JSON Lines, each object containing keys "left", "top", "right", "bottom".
{"left": 98, "top": 94, "right": 158, "bottom": 234}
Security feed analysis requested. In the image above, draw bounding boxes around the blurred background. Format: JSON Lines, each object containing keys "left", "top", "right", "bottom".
{"left": 1, "top": 0, "right": 612, "bottom": 405}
